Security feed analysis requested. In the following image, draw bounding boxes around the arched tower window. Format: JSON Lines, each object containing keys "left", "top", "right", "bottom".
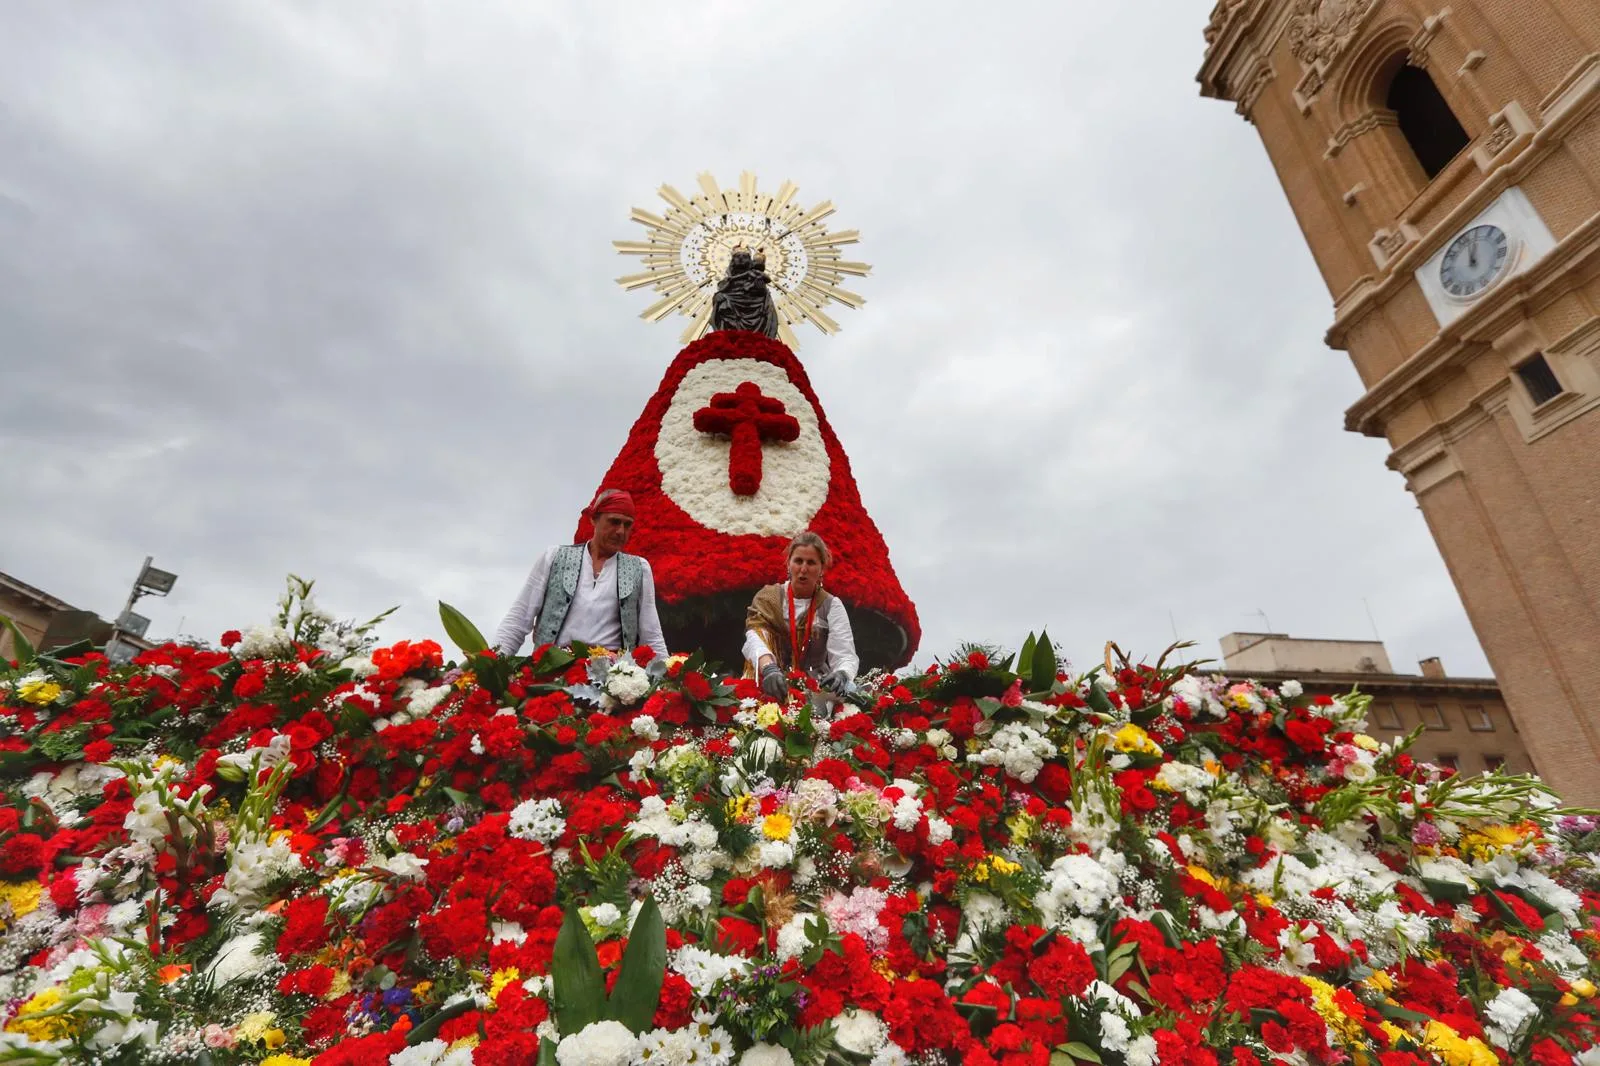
{"left": 1386, "top": 65, "right": 1469, "bottom": 179}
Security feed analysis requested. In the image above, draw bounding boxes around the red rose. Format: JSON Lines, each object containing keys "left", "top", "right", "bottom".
{"left": 1284, "top": 718, "right": 1325, "bottom": 751}
{"left": 220, "top": 630, "right": 241, "bottom": 646}
{"left": 82, "top": 739, "right": 115, "bottom": 763}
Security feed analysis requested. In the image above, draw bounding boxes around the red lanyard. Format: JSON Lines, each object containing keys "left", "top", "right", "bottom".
{"left": 787, "top": 583, "right": 818, "bottom": 668}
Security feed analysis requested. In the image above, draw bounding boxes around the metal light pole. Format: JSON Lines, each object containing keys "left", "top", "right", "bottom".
{"left": 106, "top": 556, "right": 178, "bottom": 662}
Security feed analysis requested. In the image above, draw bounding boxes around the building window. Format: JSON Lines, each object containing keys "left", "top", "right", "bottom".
{"left": 1375, "top": 702, "right": 1404, "bottom": 730}
{"left": 1435, "top": 752, "right": 1460, "bottom": 770}
{"left": 1484, "top": 754, "right": 1506, "bottom": 772}
{"left": 1462, "top": 704, "right": 1494, "bottom": 731}
{"left": 1420, "top": 703, "right": 1450, "bottom": 730}
{"left": 1386, "top": 65, "right": 1470, "bottom": 178}
{"left": 1515, "top": 353, "right": 1565, "bottom": 407}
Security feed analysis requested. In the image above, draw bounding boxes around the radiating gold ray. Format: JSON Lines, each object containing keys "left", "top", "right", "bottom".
{"left": 614, "top": 172, "right": 871, "bottom": 349}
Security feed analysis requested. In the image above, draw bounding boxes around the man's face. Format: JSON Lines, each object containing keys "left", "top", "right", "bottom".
{"left": 593, "top": 512, "right": 634, "bottom": 556}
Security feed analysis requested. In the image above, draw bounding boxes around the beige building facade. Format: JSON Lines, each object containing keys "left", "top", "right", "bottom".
{"left": 0, "top": 571, "right": 153, "bottom": 663}
{"left": 1220, "top": 632, "right": 1532, "bottom": 774}
{"left": 1198, "top": 3, "right": 1600, "bottom": 802}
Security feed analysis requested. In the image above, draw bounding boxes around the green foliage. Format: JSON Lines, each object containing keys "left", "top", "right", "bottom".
{"left": 1, "top": 615, "right": 37, "bottom": 666}
{"left": 549, "top": 895, "right": 670, "bottom": 1039}
{"left": 438, "top": 601, "right": 489, "bottom": 657}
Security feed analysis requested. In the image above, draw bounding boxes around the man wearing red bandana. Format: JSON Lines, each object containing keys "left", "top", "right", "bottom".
{"left": 492, "top": 489, "right": 669, "bottom": 660}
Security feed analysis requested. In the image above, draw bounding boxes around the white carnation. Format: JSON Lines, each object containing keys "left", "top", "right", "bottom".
{"left": 603, "top": 660, "right": 652, "bottom": 705}
{"left": 554, "top": 1020, "right": 639, "bottom": 1066}
{"left": 834, "top": 1009, "right": 888, "bottom": 1055}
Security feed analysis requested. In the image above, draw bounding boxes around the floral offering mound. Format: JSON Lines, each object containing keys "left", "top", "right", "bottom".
{"left": 2, "top": 581, "right": 1599, "bottom": 1066}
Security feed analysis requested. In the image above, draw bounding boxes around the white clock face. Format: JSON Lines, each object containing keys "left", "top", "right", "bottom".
{"left": 1439, "top": 224, "right": 1510, "bottom": 298}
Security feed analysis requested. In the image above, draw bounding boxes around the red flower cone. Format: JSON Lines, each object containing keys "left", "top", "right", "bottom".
{"left": 575, "top": 329, "right": 920, "bottom": 670}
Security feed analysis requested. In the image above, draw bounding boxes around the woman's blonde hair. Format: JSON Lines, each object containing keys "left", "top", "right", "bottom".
{"left": 785, "top": 531, "right": 832, "bottom": 570}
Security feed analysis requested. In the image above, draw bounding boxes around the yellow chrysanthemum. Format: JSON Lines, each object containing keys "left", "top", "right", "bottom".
{"left": 16, "top": 679, "right": 62, "bottom": 705}
{"left": 1006, "top": 811, "right": 1035, "bottom": 844}
{"left": 1424, "top": 1020, "right": 1499, "bottom": 1066}
{"left": 236, "top": 1012, "right": 285, "bottom": 1048}
{"left": 1364, "top": 970, "right": 1395, "bottom": 993}
{"left": 453, "top": 671, "right": 477, "bottom": 691}
{"left": 972, "top": 860, "right": 991, "bottom": 883}
{"left": 1111, "top": 722, "right": 1161, "bottom": 756}
{"left": 1302, "top": 976, "right": 1364, "bottom": 1045}
{"left": 261, "top": 1056, "right": 312, "bottom": 1066}
{"left": 488, "top": 967, "right": 521, "bottom": 1001}
{"left": 754, "top": 703, "right": 782, "bottom": 727}
{"left": 5, "top": 987, "right": 79, "bottom": 1042}
{"left": 0, "top": 881, "right": 43, "bottom": 929}
{"left": 988, "top": 855, "right": 1022, "bottom": 877}
{"left": 761, "top": 813, "right": 794, "bottom": 840}
{"left": 726, "top": 795, "right": 755, "bottom": 822}
{"left": 1378, "top": 1021, "right": 1407, "bottom": 1047}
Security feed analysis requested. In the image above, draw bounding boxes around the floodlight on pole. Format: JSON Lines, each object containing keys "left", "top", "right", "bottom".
{"left": 107, "top": 556, "right": 178, "bottom": 657}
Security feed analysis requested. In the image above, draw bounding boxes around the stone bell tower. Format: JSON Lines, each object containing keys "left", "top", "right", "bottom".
{"left": 1197, "top": 2, "right": 1600, "bottom": 802}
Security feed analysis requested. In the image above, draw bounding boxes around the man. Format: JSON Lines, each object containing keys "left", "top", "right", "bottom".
{"left": 492, "top": 489, "right": 669, "bottom": 660}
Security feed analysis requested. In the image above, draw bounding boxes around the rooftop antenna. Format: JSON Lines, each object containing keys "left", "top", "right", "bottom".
{"left": 1249, "top": 608, "right": 1274, "bottom": 632}
{"left": 1362, "top": 597, "right": 1383, "bottom": 642}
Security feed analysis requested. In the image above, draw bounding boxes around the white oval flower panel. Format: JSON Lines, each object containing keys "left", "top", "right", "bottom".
{"left": 656, "top": 359, "right": 832, "bottom": 536}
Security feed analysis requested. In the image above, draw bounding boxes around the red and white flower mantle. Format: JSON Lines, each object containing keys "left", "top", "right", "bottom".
{"left": 575, "top": 329, "right": 920, "bottom": 669}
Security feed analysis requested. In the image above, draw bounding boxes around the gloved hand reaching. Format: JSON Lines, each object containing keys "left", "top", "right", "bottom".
{"left": 760, "top": 663, "right": 788, "bottom": 701}
{"left": 820, "top": 669, "right": 851, "bottom": 695}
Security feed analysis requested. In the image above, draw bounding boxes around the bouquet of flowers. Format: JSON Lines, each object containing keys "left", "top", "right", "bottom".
{"left": 1, "top": 579, "right": 1598, "bottom": 1066}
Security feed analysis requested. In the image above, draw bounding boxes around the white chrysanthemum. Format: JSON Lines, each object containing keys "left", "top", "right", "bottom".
{"left": 631, "top": 715, "right": 660, "bottom": 740}
{"left": 1036, "top": 849, "right": 1126, "bottom": 927}
{"left": 1099, "top": 1012, "right": 1132, "bottom": 1052}
{"left": 604, "top": 660, "right": 653, "bottom": 706}
{"left": 554, "top": 1019, "right": 639, "bottom": 1066}
{"left": 1155, "top": 761, "right": 1213, "bottom": 803}
{"left": 389, "top": 1039, "right": 475, "bottom": 1066}
{"left": 1483, "top": 986, "right": 1538, "bottom": 1045}
{"left": 206, "top": 931, "right": 270, "bottom": 987}
{"left": 671, "top": 945, "right": 751, "bottom": 997}
{"left": 774, "top": 913, "right": 816, "bottom": 963}
{"left": 589, "top": 903, "right": 622, "bottom": 929}
{"left": 634, "top": 1024, "right": 735, "bottom": 1066}
{"left": 509, "top": 798, "right": 566, "bottom": 843}
{"left": 834, "top": 1009, "right": 889, "bottom": 1055}
{"left": 867, "top": 1042, "right": 911, "bottom": 1066}
{"left": 966, "top": 721, "right": 1056, "bottom": 783}
{"left": 1125, "top": 1034, "right": 1158, "bottom": 1066}
{"left": 233, "top": 624, "right": 294, "bottom": 660}
{"left": 739, "top": 1044, "right": 794, "bottom": 1066}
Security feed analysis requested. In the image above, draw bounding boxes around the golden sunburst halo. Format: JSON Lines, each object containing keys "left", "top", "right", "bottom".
{"left": 614, "top": 171, "right": 871, "bottom": 350}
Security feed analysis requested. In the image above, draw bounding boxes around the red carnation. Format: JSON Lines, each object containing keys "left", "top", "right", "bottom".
{"left": 1028, "top": 937, "right": 1096, "bottom": 998}
{"left": 276, "top": 893, "right": 332, "bottom": 959}
{"left": 882, "top": 978, "right": 967, "bottom": 1054}
{"left": 0, "top": 833, "right": 47, "bottom": 875}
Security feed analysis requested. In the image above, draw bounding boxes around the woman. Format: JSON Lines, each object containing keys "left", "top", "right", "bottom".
{"left": 744, "top": 532, "right": 859, "bottom": 701}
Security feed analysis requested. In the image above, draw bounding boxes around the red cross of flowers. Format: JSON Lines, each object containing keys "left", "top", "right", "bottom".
{"left": 692, "top": 381, "right": 801, "bottom": 495}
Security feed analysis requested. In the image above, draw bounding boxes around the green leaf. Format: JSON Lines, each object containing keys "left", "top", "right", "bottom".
{"left": 1019, "top": 633, "right": 1037, "bottom": 677}
{"left": 551, "top": 903, "right": 606, "bottom": 1034}
{"left": 605, "top": 897, "right": 667, "bottom": 1033}
{"left": 1, "top": 615, "right": 36, "bottom": 666}
{"left": 405, "top": 998, "right": 477, "bottom": 1046}
{"left": 1057, "top": 1043, "right": 1104, "bottom": 1065}
{"left": 438, "top": 601, "right": 489, "bottom": 657}
{"left": 1030, "top": 629, "right": 1057, "bottom": 694}
{"left": 1378, "top": 1002, "right": 1436, "bottom": 1025}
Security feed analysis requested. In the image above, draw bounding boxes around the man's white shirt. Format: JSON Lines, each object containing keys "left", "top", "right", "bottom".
{"left": 742, "top": 585, "right": 859, "bottom": 680}
{"left": 493, "top": 545, "right": 669, "bottom": 659}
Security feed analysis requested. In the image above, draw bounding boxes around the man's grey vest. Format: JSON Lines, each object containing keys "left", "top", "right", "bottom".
{"left": 531, "top": 545, "right": 643, "bottom": 651}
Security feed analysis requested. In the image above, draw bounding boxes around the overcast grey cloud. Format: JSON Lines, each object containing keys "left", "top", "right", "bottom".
{"left": 0, "top": 2, "right": 1491, "bottom": 678}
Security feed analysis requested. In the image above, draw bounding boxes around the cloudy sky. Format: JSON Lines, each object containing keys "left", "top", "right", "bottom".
{"left": 0, "top": 2, "right": 1492, "bottom": 678}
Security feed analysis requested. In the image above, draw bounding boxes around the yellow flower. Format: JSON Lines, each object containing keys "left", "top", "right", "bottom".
{"left": 1364, "top": 970, "right": 1395, "bottom": 993}
{"left": 1424, "top": 1020, "right": 1499, "bottom": 1066}
{"left": 1352, "top": 734, "right": 1380, "bottom": 752}
{"left": 1006, "top": 811, "right": 1035, "bottom": 844}
{"left": 1111, "top": 722, "right": 1161, "bottom": 756}
{"left": 1187, "top": 865, "right": 1219, "bottom": 888}
{"left": 755, "top": 703, "right": 782, "bottom": 727}
{"left": 988, "top": 855, "right": 1022, "bottom": 877}
{"left": 0, "top": 881, "right": 43, "bottom": 929}
{"left": 5, "top": 987, "right": 79, "bottom": 1042}
{"left": 1572, "top": 978, "right": 1597, "bottom": 998}
{"left": 261, "top": 1056, "right": 312, "bottom": 1066}
{"left": 1377, "top": 1021, "right": 1407, "bottom": 1047}
{"left": 453, "top": 671, "right": 477, "bottom": 691}
{"left": 17, "top": 679, "right": 62, "bottom": 705}
{"left": 488, "top": 967, "right": 521, "bottom": 1001}
{"left": 726, "top": 795, "right": 755, "bottom": 822}
{"left": 1302, "top": 976, "right": 1364, "bottom": 1045}
{"left": 972, "top": 860, "right": 990, "bottom": 883}
{"left": 236, "top": 1012, "right": 285, "bottom": 1048}
{"left": 761, "top": 813, "right": 794, "bottom": 840}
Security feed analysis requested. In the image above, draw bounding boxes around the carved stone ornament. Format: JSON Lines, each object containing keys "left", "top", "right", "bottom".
{"left": 1286, "top": 0, "right": 1381, "bottom": 67}
{"left": 1483, "top": 119, "right": 1517, "bottom": 156}
{"left": 1204, "top": 0, "right": 1250, "bottom": 46}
